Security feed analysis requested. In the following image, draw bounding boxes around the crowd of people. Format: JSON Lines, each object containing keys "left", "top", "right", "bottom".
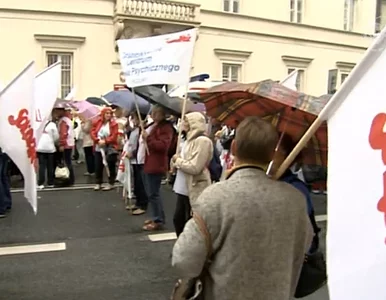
{"left": 0, "top": 102, "right": 325, "bottom": 298}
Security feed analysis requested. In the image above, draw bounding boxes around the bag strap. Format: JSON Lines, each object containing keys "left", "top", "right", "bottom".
{"left": 193, "top": 212, "right": 212, "bottom": 260}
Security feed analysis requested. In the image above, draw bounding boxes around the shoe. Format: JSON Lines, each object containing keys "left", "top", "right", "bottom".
{"left": 94, "top": 184, "right": 101, "bottom": 191}
{"left": 132, "top": 208, "right": 146, "bottom": 215}
{"left": 126, "top": 204, "right": 137, "bottom": 210}
{"left": 0, "top": 214, "right": 6, "bottom": 218}
{"left": 102, "top": 184, "right": 114, "bottom": 191}
{"left": 84, "top": 172, "right": 91, "bottom": 176}
{"left": 47, "top": 185, "right": 54, "bottom": 188}
{"left": 38, "top": 185, "right": 44, "bottom": 190}
{"left": 142, "top": 221, "right": 163, "bottom": 231}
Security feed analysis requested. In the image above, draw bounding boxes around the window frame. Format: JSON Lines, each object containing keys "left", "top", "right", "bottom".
{"left": 290, "top": 0, "right": 304, "bottom": 23}
{"left": 214, "top": 48, "right": 252, "bottom": 83}
{"left": 286, "top": 68, "right": 304, "bottom": 91}
{"left": 222, "top": 63, "right": 242, "bottom": 82}
{"left": 282, "top": 55, "right": 313, "bottom": 93}
{"left": 34, "top": 34, "right": 85, "bottom": 98}
{"left": 46, "top": 52, "right": 74, "bottom": 99}
{"left": 343, "top": 0, "right": 355, "bottom": 31}
{"left": 223, "top": 0, "right": 240, "bottom": 13}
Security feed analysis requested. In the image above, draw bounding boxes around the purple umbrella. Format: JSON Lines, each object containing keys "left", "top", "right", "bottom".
{"left": 70, "top": 101, "right": 100, "bottom": 119}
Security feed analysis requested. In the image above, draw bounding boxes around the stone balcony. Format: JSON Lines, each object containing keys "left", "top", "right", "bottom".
{"left": 115, "top": 0, "right": 200, "bottom": 26}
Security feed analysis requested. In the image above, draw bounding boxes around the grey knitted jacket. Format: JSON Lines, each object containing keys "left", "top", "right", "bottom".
{"left": 172, "top": 167, "right": 313, "bottom": 300}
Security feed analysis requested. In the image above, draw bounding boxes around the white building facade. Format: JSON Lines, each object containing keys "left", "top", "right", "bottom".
{"left": 0, "top": 0, "right": 382, "bottom": 98}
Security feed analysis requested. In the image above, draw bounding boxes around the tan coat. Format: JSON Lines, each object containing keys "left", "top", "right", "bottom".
{"left": 174, "top": 112, "right": 213, "bottom": 209}
{"left": 81, "top": 120, "right": 93, "bottom": 148}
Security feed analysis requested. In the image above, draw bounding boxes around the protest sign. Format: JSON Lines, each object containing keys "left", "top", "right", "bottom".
{"left": 118, "top": 28, "right": 197, "bottom": 87}
{"left": 327, "top": 29, "right": 386, "bottom": 299}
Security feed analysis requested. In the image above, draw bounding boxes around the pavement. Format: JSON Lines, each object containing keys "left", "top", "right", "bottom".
{"left": 0, "top": 163, "right": 329, "bottom": 300}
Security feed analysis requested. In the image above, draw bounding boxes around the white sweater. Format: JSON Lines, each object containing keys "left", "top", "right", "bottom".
{"left": 37, "top": 122, "right": 59, "bottom": 153}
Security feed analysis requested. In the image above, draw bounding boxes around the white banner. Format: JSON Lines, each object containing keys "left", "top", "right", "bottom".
{"left": 34, "top": 61, "right": 61, "bottom": 142}
{"left": 118, "top": 28, "right": 197, "bottom": 87}
{"left": 327, "top": 29, "right": 386, "bottom": 299}
{"left": 0, "top": 62, "right": 37, "bottom": 213}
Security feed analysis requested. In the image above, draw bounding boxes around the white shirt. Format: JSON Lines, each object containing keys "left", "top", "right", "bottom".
{"left": 37, "top": 121, "right": 59, "bottom": 153}
{"left": 137, "top": 124, "right": 155, "bottom": 165}
{"left": 173, "top": 141, "right": 189, "bottom": 196}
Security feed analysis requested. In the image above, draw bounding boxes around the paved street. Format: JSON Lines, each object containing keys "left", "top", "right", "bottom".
{"left": 1, "top": 164, "right": 329, "bottom": 300}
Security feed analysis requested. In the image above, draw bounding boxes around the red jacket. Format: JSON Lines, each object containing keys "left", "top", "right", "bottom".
{"left": 144, "top": 121, "right": 174, "bottom": 174}
{"left": 90, "top": 117, "right": 119, "bottom": 149}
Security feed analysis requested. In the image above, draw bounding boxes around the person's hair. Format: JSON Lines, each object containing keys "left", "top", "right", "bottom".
{"left": 278, "top": 131, "right": 303, "bottom": 163}
{"left": 234, "top": 117, "right": 278, "bottom": 165}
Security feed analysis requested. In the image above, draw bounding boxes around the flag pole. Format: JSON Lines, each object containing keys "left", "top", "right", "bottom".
{"left": 273, "top": 29, "right": 386, "bottom": 180}
{"left": 131, "top": 87, "right": 149, "bottom": 155}
{"left": 175, "top": 83, "right": 190, "bottom": 155}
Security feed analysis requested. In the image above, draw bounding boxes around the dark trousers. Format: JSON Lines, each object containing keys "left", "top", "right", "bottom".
{"left": 144, "top": 173, "right": 165, "bottom": 224}
{"left": 37, "top": 152, "right": 55, "bottom": 186}
{"left": 132, "top": 164, "right": 148, "bottom": 210}
{"left": 63, "top": 149, "right": 75, "bottom": 185}
{"left": 83, "top": 146, "right": 95, "bottom": 174}
{"left": 95, "top": 151, "right": 117, "bottom": 185}
{"left": 173, "top": 194, "right": 191, "bottom": 237}
{"left": 0, "top": 154, "right": 11, "bottom": 214}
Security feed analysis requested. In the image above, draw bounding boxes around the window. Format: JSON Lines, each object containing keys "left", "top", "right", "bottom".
{"left": 282, "top": 55, "right": 313, "bottom": 92}
{"left": 223, "top": 0, "right": 239, "bottom": 13}
{"left": 375, "top": 0, "right": 386, "bottom": 33}
{"left": 290, "top": 0, "right": 303, "bottom": 23}
{"left": 344, "top": 0, "right": 356, "bottom": 31}
{"left": 222, "top": 63, "right": 241, "bottom": 82}
{"left": 340, "top": 73, "right": 349, "bottom": 84}
{"left": 287, "top": 68, "right": 304, "bottom": 91}
{"left": 47, "top": 52, "right": 73, "bottom": 99}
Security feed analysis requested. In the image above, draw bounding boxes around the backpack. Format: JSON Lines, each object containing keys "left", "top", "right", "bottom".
{"left": 286, "top": 175, "right": 320, "bottom": 253}
{"left": 198, "top": 134, "right": 223, "bottom": 182}
{"left": 208, "top": 144, "right": 223, "bottom": 182}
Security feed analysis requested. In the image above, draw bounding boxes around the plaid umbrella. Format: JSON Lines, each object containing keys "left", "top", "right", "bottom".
{"left": 200, "top": 79, "right": 329, "bottom": 168}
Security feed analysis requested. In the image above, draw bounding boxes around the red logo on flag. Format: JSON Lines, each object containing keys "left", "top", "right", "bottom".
{"left": 166, "top": 34, "right": 191, "bottom": 44}
{"left": 369, "top": 113, "right": 386, "bottom": 243}
{"left": 8, "top": 109, "right": 37, "bottom": 168}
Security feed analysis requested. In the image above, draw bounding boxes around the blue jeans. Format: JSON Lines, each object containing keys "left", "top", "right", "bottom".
{"left": 144, "top": 173, "right": 165, "bottom": 224}
{"left": 0, "top": 154, "right": 12, "bottom": 214}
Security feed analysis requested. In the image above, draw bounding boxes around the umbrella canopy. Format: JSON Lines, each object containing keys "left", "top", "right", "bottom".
{"left": 168, "top": 81, "right": 223, "bottom": 99}
{"left": 200, "top": 79, "right": 329, "bottom": 168}
{"left": 69, "top": 100, "right": 100, "bottom": 120}
{"left": 133, "top": 85, "right": 205, "bottom": 116}
{"left": 86, "top": 97, "right": 110, "bottom": 106}
{"left": 102, "top": 90, "right": 151, "bottom": 115}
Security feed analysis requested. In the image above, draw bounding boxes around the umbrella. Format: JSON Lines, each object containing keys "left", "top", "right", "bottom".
{"left": 168, "top": 81, "right": 223, "bottom": 100}
{"left": 133, "top": 85, "right": 205, "bottom": 116}
{"left": 86, "top": 97, "right": 110, "bottom": 106}
{"left": 70, "top": 101, "right": 100, "bottom": 120}
{"left": 102, "top": 90, "right": 151, "bottom": 115}
{"left": 200, "top": 79, "right": 329, "bottom": 168}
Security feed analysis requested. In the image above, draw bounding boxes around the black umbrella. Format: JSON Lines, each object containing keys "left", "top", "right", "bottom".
{"left": 133, "top": 86, "right": 203, "bottom": 116}
{"left": 86, "top": 97, "right": 110, "bottom": 106}
{"left": 102, "top": 90, "right": 151, "bottom": 114}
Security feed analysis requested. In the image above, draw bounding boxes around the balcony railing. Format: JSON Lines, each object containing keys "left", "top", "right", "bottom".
{"left": 120, "top": 0, "right": 199, "bottom": 23}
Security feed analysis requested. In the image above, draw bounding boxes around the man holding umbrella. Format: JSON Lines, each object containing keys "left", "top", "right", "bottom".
{"left": 142, "top": 105, "right": 175, "bottom": 231}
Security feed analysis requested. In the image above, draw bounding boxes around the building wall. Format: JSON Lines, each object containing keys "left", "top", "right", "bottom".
{"left": 0, "top": 0, "right": 378, "bottom": 99}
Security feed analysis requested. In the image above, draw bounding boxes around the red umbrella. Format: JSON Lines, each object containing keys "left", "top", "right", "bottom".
{"left": 200, "top": 80, "right": 329, "bottom": 167}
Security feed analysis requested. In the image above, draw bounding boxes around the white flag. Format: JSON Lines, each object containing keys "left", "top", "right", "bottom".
{"left": 280, "top": 69, "right": 298, "bottom": 91}
{"left": 0, "top": 61, "right": 37, "bottom": 213}
{"left": 34, "top": 61, "right": 61, "bottom": 142}
{"left": 118, "top": 28, "right": 197, "bottom": 87}
{"left": 65, "top": 87, "right": 76, "bottom": 100}
{"left": 326, "top": 29, "right": 386, "bottom": 299}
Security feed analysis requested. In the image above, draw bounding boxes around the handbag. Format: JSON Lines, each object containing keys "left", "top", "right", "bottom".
{"left": 55, "top": 165, "right": 70, "bottom": 179}
{"left": 170, "top": 213, "right": 212, "bottom": 300}
{"left": 294, "top": 251, "right": 327, "bottom": 298}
